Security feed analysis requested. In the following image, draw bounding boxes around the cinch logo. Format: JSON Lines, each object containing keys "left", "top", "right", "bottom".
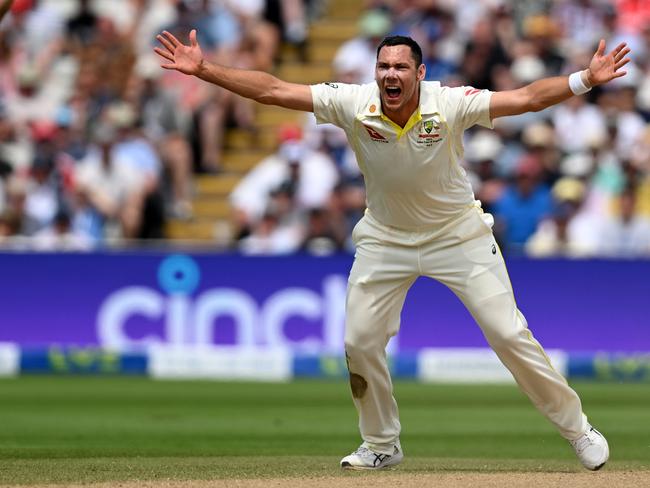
{"left": 96, "top": 255, "right": 354, "bottom": 354}
{"left": 363, "top": 124, "right": 388, "bottom": 142}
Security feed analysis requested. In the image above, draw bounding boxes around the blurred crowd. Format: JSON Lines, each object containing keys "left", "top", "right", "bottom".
{"left": 0, "top": 0, "right": 649, "bottom": 258}
{"left": 230, "top": 0, "right": 650, "bottom": 258}
{"left": 0, "top": 0, "right": 316, "bottom": 250}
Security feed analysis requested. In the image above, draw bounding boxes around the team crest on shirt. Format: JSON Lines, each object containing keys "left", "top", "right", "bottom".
{"left": 417, "top": 114, "right": 443, "bottom": 146}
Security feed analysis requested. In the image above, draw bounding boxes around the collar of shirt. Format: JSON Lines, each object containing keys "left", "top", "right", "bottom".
{"left": 358, "top": 81, "right": 442, "bottom": 139}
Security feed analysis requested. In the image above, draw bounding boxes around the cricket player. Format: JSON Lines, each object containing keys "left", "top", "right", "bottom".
{"left": 155, "top": 29, "right": 630, "bottom": 471}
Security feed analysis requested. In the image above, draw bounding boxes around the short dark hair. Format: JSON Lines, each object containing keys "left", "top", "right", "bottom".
{"left": 376, "top": 36, "right": 423, "bottom": 67}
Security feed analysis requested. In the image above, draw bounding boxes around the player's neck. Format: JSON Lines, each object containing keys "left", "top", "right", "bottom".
{"left": 382, "top": 90, "right": 420, "bottom": 128}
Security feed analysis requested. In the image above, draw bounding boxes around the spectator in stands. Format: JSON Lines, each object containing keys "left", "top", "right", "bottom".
{"left": 67, "top": 183, "right": 104, "bottom": 247}
{"left": 553, "top": 93, "right": 608, "bottom": 154}
{"left": 22, "top": 152, "right": 60, "bottom": 235}
{"left": 525, "top": 177, "right": 598, "bottom": 257}
{"left": 464, "top": 130, "right": 506, "bottom": 215}
{"left": 126, "top": 58, "right": 193, "bottom": 219}
{"left": 239, "top": 179, "right": 306, "bottom": 254}
{"left": 461, "top": 8, "right": 512, "bottom": 91}
{"left": 4, "top": 63, "right": 62, "bottom": 126}
{"left": 105, "top": 101, "right": 166, "bottom": 239}
{"left": 598, "top": 186, "right": 650, "bottom": 257}
{"left": 0, "top": 106, "right": 32, "bottom": 172}
{"left": 332, "top": 9, "right": 392, "bottom": 84}
{"left": 65, "top": 0, "right": 99, "bottom": 46}
{"left": 266, "top": 180, "right": 303, "bottom": 232}
{"left": 521, "top": 122, "right": 561, "bottom": 182}
{"left": 226, "top": 0, "right": 279, "bottom": 71}
{"left": 417, "top": 7, "right": 463, "bottom": 84}
{"left": 74, "top": 122, "right": 145, "bottom": 241}
{"left": 31, "top": 207, "right": 92, "bottom": 251}
{"left": 551, "top": 0, "right": 611, "bottom": 51}
{"left": 303, "top": 49, "right": 364, "bottom": 184}
{"left": 271, "top": 0, "right": 309, "bottom": 56}
{"left": 602, "top": 81, "right": 646, "bottom": 161}
{"left": 494, "top": 154, "right": 553, "bottom": 252}
{"left": 300, "top": 206, "right": 346, "bottom": 255}
{"left": 229, "top": 124, "right": 338, "bottom": 243}
{"left": 163, "top": 0, "right": 256, "bottom": 174}
{"left": 6, "top": 0, "right": 65, "bottom": 76}
{"left": 238, "top": 208, "right": 301, "bottom": 255}
{"left": 521, "top": 14, "right": 565, "bottom": 76}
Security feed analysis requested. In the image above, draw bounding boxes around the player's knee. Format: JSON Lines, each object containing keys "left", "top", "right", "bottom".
{"left": 343, "top": 337, "right": 369, "bottom": 356}
{"left": 344, "top": 332, "right": 383, "bottom": 357}
{"left": 344, "top": 318, "right": 382, "bottom": 350}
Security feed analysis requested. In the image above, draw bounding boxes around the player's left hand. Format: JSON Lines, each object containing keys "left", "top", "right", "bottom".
{"left": 586, "top": 40, "right": 631, "bottom": 86}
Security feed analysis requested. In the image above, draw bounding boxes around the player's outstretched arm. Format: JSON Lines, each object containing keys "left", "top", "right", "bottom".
{"left": 0, "top": 0, "right": 14, "bottom": 22}
{"left": 490, "top": 39, "right": 630, "bottom": 119}
{"left": 154, "top": 29, "right": 314, "bottom": 112}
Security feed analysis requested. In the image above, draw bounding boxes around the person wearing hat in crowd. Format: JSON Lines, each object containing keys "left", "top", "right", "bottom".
{"left": 525, "top": 176, "right": 596, "bottom": 258}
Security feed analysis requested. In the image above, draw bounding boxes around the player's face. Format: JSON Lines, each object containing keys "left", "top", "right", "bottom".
{"left": 375, "top": 45, "right": 425, "bottom": 115}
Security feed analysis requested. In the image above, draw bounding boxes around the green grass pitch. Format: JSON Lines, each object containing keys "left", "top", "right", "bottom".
{"left": 0, "top": 377, "right": 648, "bottom": 484}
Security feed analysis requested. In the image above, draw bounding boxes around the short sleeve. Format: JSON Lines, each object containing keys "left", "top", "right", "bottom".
{"left": 310, "top": 83, "right": 361, "bottom": 130}
{"left": 443, "top": 86, "right": 493, "bottom": 132}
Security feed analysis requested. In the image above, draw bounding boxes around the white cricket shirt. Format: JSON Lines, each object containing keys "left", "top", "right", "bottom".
{"left": 311, "top": 81, "right": 493, "bottom": 231}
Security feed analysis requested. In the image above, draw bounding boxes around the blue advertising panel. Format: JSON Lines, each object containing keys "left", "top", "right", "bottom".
{"left": 0, "top": 252, "right": 648, "bottom": 354}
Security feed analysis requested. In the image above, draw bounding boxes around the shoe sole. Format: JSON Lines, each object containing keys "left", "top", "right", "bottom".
{"left": 340, "top": 462, "right": 400, "bottom": 470}
{"left": 340, "top": 457, "right": 403, "bottom": 470}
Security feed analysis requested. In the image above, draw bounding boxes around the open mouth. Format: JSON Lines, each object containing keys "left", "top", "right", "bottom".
{"left": 385, "top": 86, "right": 401, "bottom": 99}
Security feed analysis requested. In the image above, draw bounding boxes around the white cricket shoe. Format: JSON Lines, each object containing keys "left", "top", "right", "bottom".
{"left": 570, "top": 425, "right": 609, "bottom": 470}
{"left": 340, "top": 444, "right": 403, "bottom": 470}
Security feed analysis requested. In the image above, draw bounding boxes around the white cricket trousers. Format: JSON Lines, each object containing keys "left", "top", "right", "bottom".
{"left": 344, "top": 206, "right": 588, "bottom": 455}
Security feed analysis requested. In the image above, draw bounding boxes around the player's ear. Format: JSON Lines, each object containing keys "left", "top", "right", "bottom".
{"left": 417, "top": 63, "right": 426, "bottom": 81}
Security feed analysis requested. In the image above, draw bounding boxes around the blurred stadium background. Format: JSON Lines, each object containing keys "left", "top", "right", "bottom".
{"left": 0, "top": 0, "right": 649, "bottom": 483}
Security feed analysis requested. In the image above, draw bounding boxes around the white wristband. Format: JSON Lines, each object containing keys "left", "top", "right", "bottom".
{"left": 568, "top": 70, "right": 591, "bottom": 95}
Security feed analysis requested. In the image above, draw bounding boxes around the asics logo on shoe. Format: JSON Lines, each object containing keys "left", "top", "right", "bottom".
{"left": 373, "top": 453, "right": 389, "bottom": 466}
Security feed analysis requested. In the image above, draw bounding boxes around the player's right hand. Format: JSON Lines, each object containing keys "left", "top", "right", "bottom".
{"left": 154, "top": 29, "right": 204, "bottom": 76}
